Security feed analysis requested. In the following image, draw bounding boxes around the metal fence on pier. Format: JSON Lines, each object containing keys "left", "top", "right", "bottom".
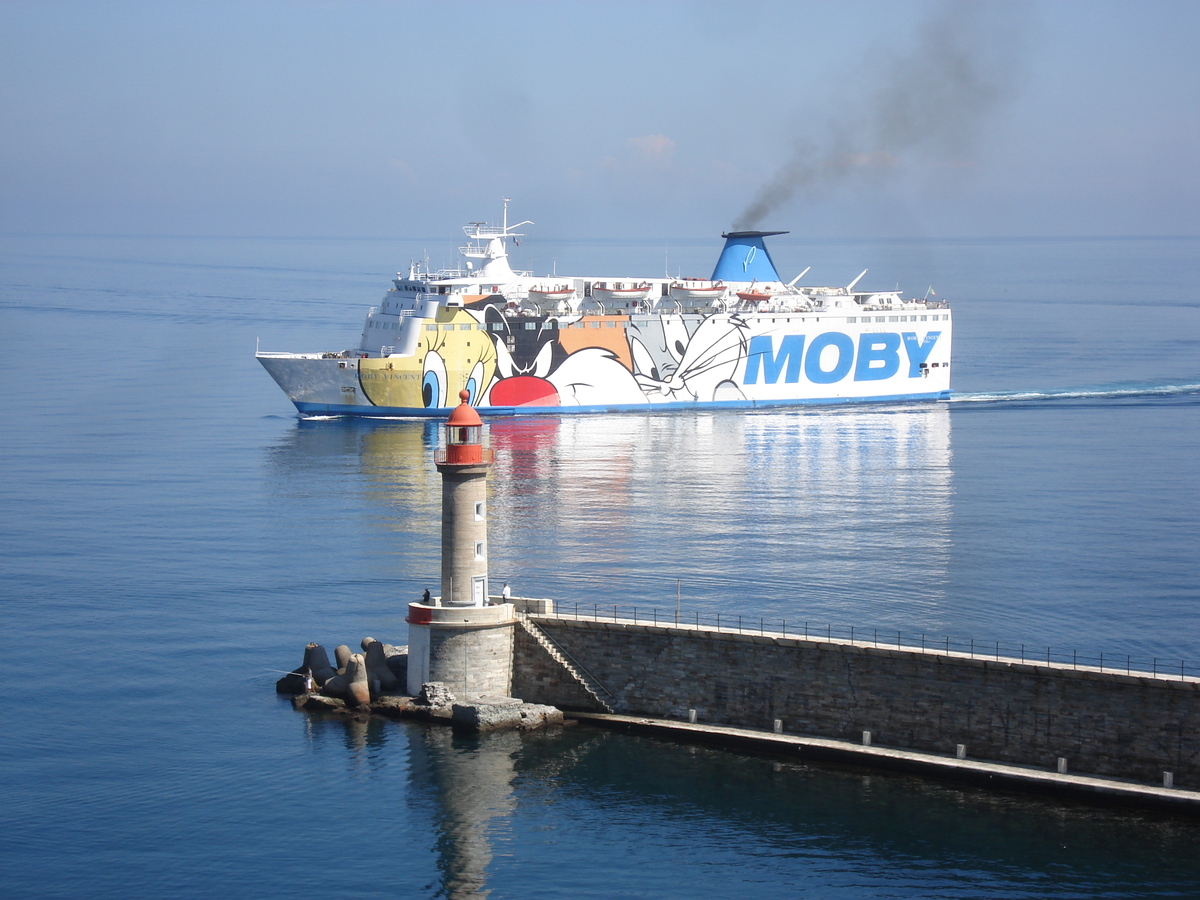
{"left": 543, "top": 602, "right": 1199, "bottom": 682}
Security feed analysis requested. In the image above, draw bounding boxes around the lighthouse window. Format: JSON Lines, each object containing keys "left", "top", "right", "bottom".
{"left": 474, "top": 501, "right": 484, "bottom": 521}
{"left": 474, "top": 541, "right": 485, "bottom": 561}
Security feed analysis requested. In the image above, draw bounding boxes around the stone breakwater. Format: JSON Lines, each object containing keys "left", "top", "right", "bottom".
{"left": 276, "top": 639, "right": 561, "bottom": 733}
{"left": 514, "top": 614, "right": 1200, "bottom": 789}
{"left": 272, "top": 615, "right": 1199, "bottom": 805}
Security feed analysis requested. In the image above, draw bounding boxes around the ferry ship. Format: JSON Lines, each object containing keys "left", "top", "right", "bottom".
{"left": 256, "top": 203, "right": 952, "bottom": 417}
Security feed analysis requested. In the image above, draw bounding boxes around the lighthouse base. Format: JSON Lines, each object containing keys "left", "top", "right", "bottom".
{"left": 406, "top": 603, "right": 517, "bottom": 697}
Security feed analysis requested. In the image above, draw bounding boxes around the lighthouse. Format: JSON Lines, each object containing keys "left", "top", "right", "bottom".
{"left": 437, "top": 389, "right": 491, "bottom": 607}
{"left": 406, "top": 390, "right": 516, "bottom": 697}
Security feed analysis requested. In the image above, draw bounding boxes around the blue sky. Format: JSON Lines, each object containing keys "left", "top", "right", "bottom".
{"left": 2, "top": 0, "right": 1197, "bottom": 240}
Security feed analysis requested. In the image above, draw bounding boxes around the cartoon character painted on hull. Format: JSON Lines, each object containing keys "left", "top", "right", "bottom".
{"left": 480, "top": 310, "right": 752, "bottom": 408}
{"left": 357, "top": 307, "right": 498, "bottom": 410}
{"left": 363, "top": 303, "right": 944, "bottom": 411}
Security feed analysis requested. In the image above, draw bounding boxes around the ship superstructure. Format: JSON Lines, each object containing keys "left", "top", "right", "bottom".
{"left": 257, "top": 202, "right": 952, "bottom": 416}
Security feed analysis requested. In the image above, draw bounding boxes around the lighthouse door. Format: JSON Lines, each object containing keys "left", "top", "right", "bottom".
{"left": 472, "top": 576, "right": 486, "bottom": 607}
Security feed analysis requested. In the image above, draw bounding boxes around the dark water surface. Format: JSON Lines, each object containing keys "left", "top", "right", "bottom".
{"left": 2, "top": 234, "right": 1199, "bottom": 897}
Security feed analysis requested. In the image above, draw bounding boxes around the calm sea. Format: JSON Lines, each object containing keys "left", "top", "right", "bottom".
{"left": 2, "top": 232, "right": 1199, "bottom": 898}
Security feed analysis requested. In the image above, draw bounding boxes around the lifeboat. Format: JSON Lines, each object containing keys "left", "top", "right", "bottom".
{"left": 527, "top": 284, "right": 576, "bottom": 305}
{"left": 669, "top": 279, "right": 726, "bottom": 302}
{"left": 736, "top": 290, "right": 771, "bottom": 304}
{"left": 592, "top": 281, "right": 654, "bottom": 306}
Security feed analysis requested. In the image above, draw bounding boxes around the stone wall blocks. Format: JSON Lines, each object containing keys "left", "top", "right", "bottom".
{"left": 516, "top": 619, "right": 1200, "bottom": 784}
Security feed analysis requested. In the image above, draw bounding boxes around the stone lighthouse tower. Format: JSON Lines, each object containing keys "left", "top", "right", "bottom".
{"left": 406, "top": 390, "right": 516, "bottom": 697}
{"left": 438, "top": 389, "right": 491, "bottom": 607}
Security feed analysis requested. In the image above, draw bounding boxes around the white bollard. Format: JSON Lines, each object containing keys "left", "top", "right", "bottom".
{"left": 862, "top": 730, "right": 872, "bottom": 746}
{"left": 1057, "top": 757, "right": 1068, "bottom": 774}
{"left": 773, "top": 719, "right": 783, "bottom": 734}
{"left": 1164, "top": 772, "right": 1174, "bottom": 788}
{"left": 956, "top": 744, "right": 967, "bottom": 760}
{"left": 687, "top": 709, "right": 697, "bottom": 724}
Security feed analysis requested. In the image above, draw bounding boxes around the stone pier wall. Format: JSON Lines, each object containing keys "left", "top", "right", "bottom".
{"left": 514, "top": 616, "right": 1200, "bottom": 787}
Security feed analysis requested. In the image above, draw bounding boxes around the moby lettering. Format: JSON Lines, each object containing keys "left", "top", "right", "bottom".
{"left": 743, "top": 332, "right": 942, "bottom": 385}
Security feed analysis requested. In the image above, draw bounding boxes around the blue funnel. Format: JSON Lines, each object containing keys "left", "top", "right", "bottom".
{"left": 710, "top": 231, "right": 788, "bottom": 282}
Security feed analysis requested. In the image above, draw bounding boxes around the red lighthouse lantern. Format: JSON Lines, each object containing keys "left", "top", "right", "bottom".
{"left": 443, "top": 389, "right": 484, "bottom": 465}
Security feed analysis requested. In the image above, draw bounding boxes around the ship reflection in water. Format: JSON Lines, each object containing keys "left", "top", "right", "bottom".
{"left": 274, "top": 403, "right": 953, "bottom": 627}
{"left": 483, "top": 405, "right": 954, "bottom": 626}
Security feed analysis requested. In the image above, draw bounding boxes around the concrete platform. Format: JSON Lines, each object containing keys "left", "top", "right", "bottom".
{"left": 568, "top": 711, "right": 1200, "bottom": 815}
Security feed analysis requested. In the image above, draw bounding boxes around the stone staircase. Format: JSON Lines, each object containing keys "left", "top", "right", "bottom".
{"left": 515, "top": 611, "right": 615, "bottom": 713}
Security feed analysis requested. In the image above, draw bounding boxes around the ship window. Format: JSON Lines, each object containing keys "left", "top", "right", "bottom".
{"left": 899, "top": 316, "right": 907, "bottom": 322}
{"left": 920, "top": 315, "right": 927, "bottom": 321}
{"left": 425, "top": 324, "right": 437, "bottom": 331}
{"left": 888, "top": 316, "right": 898, "bottom": 322}
{"left": 847, "top": 317, "right": 856, "bottom": 323}
{"left": 606, "top": 321, "right": 616, "bottom": 328}
{"left": 474, "top": 541, "right": 485, "bottom": 560}
{"left": 460, "top": 323, "right": 473, "bottom": 330}
{"left": 525, "top": 322, "right": 536, "bottom": 330}
{"left": 590, "top": 322, "right": 601, "bottom": 328}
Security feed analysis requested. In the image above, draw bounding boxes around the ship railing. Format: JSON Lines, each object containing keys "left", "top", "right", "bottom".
{"left": 535, "top": 603, "right": 1200, "bottom": 682}
{"left": 464, "top": 224, "right": 508, "bottom": 238}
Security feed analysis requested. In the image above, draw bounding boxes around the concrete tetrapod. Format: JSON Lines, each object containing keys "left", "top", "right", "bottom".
{"left": 363, "top": 639, "right": 399, "bottom": 692}
{"left": 302, "top": 643, "right": 337, "bottom": 687}
{"left": 322, "top": 653, "right": 371, "bottom": 706}
{"left": 334, "top": 644, "right": 353, "bottom": 673}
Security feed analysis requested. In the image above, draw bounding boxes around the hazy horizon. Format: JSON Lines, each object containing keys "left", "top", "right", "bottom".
{"left": 2, "top": 1, "right": 1197, "bottom": 242}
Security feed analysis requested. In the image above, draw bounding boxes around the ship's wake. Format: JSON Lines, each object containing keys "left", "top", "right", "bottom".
{"left": 951, "top": 380, "right": 1200, "bottom": 404}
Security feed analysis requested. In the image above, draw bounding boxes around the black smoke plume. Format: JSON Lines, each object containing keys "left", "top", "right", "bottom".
{"left": 733, "top": 2, "right": 1024, "bottom": 231}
